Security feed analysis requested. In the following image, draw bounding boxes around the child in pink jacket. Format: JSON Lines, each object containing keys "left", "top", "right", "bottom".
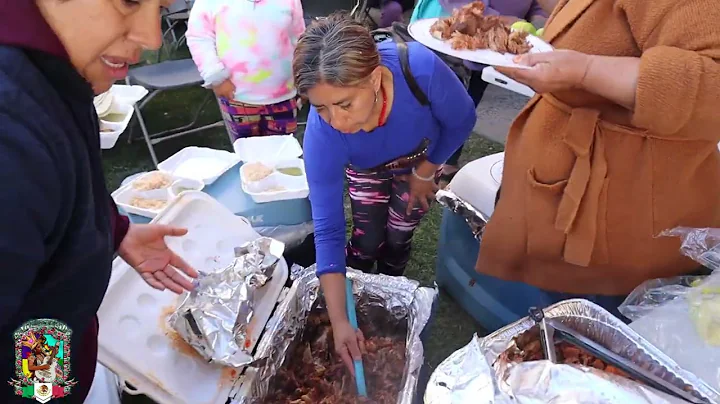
{"left": 187, "top": 0, "right": 305, "bottom": 140}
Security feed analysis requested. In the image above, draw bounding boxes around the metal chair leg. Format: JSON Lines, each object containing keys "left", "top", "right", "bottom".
{"left": 132, "top": 97, "right": 160, "bottom": 167}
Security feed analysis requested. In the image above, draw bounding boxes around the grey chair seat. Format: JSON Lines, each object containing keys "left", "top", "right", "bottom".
{"left": 127, "top": 59, "right": 202, "bottom": 90}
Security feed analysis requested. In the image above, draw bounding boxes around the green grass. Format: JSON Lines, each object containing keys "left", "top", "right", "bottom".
{"left": 114, "top": 46, "right": 504, "bottom": 404}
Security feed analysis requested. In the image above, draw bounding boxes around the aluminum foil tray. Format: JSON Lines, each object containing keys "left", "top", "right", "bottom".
{"left": 436, "top": 189, "right": 489, "bottom": 240}
{"left": 426, "top": 299, "right": 719, "bottom": 403}
{"left": 232, "top": 265, "right": 437, "bottom": 403}
{"left": 485, "top": 299, "right": 719, "bottom": 402}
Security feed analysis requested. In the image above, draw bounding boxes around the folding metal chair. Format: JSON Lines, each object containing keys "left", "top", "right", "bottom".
{"left": 126, "top": 59, "right": 223, "bottom": 166}
{"left": 160, "top": 0, "right": 193, "bottom": 60}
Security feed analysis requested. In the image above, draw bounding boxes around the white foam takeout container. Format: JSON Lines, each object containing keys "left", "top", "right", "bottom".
{"left": 158, "top": 147, "right": 241, "bottom": 185}
{"left": 97, "top": 85, "right": 149, "bottom": 150}
{"left": 233, "top": 135, "right": 310, "bottom": 203}
{"left": 99, "top": 102, "right": 134, "bottom": 150}
{"left": 112, "top": 171, "right": 204, "bottom": 219}
{"left": 98, "top": 191, "right": 289, "bottom": 404}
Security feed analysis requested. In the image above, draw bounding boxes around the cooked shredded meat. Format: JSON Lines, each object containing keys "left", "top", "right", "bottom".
{"left": 430, "top": 1, "right": 533, "bottom": 54}
{"left": 500, "top": 326, "right": 632, "bottom": 379}
{"left": 264, "top": 309, "right": 407, "bottom": 403}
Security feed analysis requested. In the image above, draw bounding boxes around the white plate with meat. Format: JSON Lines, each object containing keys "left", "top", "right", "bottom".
{"left": 408, "top": 3, "right": 553, "bottom": 68}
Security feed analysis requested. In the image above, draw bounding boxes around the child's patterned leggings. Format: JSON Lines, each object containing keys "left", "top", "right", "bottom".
{"left": 218, "top": 97, "right": 297, "bottom": 141}
{"left": 345, "top": 168, "right": 432, "bottom": 276}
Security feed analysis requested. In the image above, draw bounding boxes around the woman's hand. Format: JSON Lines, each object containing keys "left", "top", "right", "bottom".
{"left": 407, "top": 162, "right": 439, "bottom": 214}
{"left": 495, "top": 50, "right": 592, "bottom": 94}
{"left": 212, "top": 79, "right": 235, "bottom": 99}
{"left": 119, "top": 224, "right": 198, "bottom": 294}
{"left": 332, "top": 320, "right": 366, "bottom": 376}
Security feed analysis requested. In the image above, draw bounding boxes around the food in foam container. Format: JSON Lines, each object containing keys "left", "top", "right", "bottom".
{"left": 132, "top": 172, "right": 172, "bottom": 191}
{"left": 243, "top": 162, "right": 274, "bottom": 182}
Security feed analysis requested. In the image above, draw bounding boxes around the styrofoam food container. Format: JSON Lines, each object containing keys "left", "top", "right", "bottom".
{"left": 100, "top": 120, "right": 124, "bottom": 149}
{"left": 100, "top": 103, "right": 133, "bottom": 128}
{"left": 158, "top": 147, "right": 241, "bottom": 185}
{"left": 110, "top": 84, "right": 149, "bottom": 105}
{"left": 232, "top": 135, "right": 302, "bottom": 162}
{"left": 168, "top": 178, "right": 204, "bottom": 199}
{"left": 99, "top": 103, "right": 135, "bottom": 150}
{"left": 98, "top": 191, "right": 289, "bottom": 404}
{"left": 113, "top": 186, "right": 170, "bottom": 219}
{"left": 111, "top": 171, "right": 205, "bottom": 219}
{"left": 240, "top": 158, "right": 309, "bottom": 203}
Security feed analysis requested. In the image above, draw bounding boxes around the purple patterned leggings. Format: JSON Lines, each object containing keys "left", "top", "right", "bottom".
{"left": 345, "top": 168, "right": 431, "bottom": 276}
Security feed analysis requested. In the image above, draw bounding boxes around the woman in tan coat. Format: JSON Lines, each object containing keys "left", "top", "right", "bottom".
{"left": 476, "top": 0, "right": 720, "bottom": 314}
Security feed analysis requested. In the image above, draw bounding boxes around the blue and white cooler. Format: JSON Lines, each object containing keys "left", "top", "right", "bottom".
{"left": 436, "top": 152, "right": 552, "bottom": 332}
{"left": 113, "top": 138, "right": 314, "bottom": 256}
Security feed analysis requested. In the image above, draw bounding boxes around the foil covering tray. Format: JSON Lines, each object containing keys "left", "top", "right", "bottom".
{"left": 233, "top": 265, "right": 437, "bottom": 403}
{"left": 425, "top": 299, "right": 719, "bottom": 404}
{"left": 436, "top": 189, "right": 489, "bottom": 240}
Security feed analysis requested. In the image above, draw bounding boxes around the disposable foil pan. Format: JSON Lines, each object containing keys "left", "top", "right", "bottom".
{"left": 436, "top": 189, "right": 489, "bottom": 240}
{"left": 426, "top": 299, "right": 719, "bottom": 403}
{"left": 233, "top": 265, "right": 438, "bottom": 404}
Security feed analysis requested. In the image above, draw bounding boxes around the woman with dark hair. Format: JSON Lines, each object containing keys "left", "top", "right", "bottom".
{"left": 293, "top": 13, "right": 476, "bottom": 373}
{"left": 0, "top": 1, "right": 197, "bottom": 401}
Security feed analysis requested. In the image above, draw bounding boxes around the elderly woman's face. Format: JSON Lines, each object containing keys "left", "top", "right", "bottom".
{"left": 38, "top": 0, "right": 169, "bottom": 94}
{"left": 306, "top": 68, "right": 382, "bottom": 134}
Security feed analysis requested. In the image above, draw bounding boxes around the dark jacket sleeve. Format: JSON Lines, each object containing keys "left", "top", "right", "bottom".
{"left": 110, "top": 197, "right": 130, "bottom": 251}
{"left": 0, "top": 114, "right": 62, "bottom": 327}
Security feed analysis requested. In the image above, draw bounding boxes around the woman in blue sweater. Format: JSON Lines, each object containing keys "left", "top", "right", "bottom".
{"left": 293, "top": 13, "right": 476, "bottom": 372}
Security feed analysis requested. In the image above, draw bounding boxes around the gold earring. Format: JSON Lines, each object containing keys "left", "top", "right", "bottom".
{"left": 374, "top": 90, "right": 378, "bottom": 103}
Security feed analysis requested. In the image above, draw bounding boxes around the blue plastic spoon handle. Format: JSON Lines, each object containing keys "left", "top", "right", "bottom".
{"left": 354, "top": 360, "right": 368, "bottom": 396}
{"left": 345, "top": 278, "right": 368, "bottom": 397}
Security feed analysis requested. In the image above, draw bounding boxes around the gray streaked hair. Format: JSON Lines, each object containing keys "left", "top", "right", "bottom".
{"left": 293, "top": 12, "right": 380, "bottom": 96}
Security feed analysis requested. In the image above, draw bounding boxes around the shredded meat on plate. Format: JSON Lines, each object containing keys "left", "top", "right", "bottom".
{"left": 430, "top": 1, "right": 533, "bottom": 54}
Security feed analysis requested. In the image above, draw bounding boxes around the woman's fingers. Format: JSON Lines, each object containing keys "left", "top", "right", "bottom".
{"left": 141, "top": 272, "right": 165, "bottom": 291}
{"left": 419, "top": 195, "right": 431, "bottom": 212}
{"left": 170, "top": 252, "right": 198, "bottom": 279}
{"left": 406, "top": 194, "right": 417, "bottom": 215}
{"left": 356, "top": 330, "right": 367, "bottom": 354}
{"left": 154, "top": 269, "right": 185, "bottom": 294}
{"left": 164, "top": 265, "right": 195, "bottom": 292}
{"left": 513, "top": 51, "right": 556, "bottom": 66}
{"left": 338, "top": 345, "right": 355, "bottom": 376}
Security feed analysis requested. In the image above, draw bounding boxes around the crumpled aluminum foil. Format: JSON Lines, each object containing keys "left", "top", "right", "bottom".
{"left": 169, "top": 237, "right": 285, "bottom": 368}
{"left": 425, "top": 335, "right": 495, "bottom": 403}
{"left": 436, "top": 189, "right": 489, "bottom": 240}
{"left": 425, "top": 299, "right": 720, "bottom": 404}
{"left": 499, "top": 361, "right": 690, "bottom": 404}
{"left": 233, "top": 264, "right": 438, "bottom": 404}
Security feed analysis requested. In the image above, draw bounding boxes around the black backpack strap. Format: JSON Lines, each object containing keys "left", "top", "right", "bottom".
{"left": 390, "top": 26, "right": 430, "bottom": 107}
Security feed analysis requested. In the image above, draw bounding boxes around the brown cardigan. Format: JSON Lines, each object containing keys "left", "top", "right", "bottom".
{"left": 476, "top": 0, "right": 720, "bottom": 295}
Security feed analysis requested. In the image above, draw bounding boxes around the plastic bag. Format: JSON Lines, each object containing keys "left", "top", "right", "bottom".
{"left": 659, "top": 227, "right": 720, "bottom": 271}
{"left": 618, "top": 227, "right": 720, "bottom": 393}
{"left": 619, "top": 276, "right": 705, "bottom": 321}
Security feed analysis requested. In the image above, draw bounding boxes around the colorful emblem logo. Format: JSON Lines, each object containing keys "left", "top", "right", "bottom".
{"left": 8, "top": 319, "right": 76, "bottom": 402}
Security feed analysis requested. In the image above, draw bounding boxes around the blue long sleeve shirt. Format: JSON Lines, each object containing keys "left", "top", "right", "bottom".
{"left": 304, "top": 41, "right": 476, "bottom": 277}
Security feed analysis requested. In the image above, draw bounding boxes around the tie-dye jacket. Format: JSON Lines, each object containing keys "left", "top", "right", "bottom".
{"left": 186, "top": 0, "right": 305, "bottom": 105}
